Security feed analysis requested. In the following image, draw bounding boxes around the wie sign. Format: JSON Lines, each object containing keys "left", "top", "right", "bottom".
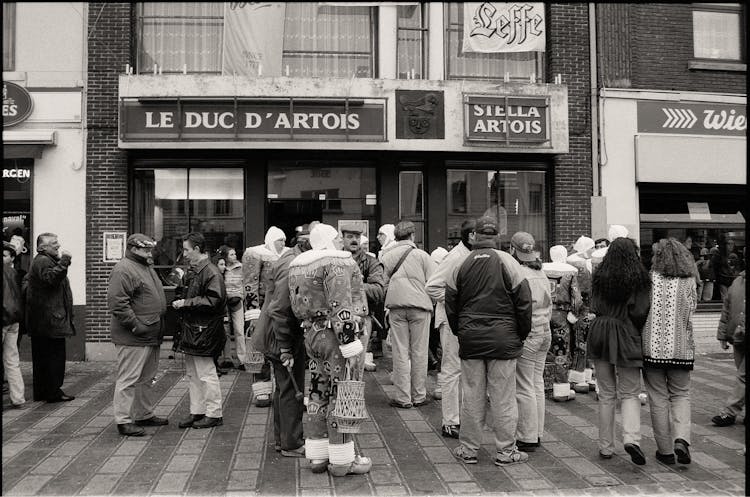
{"left": 637, "top": 101, "right": 746, "bottom": 137}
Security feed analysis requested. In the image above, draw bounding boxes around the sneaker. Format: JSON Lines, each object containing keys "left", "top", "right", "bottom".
{"left": 364, "top": 353, "right": 376, "bottom": 372}
{"left": 433, "top": 388, "right": 443, "bottom": 400}
{"left": 389, "top": 399, "right": 413, "bottom": 409}
{"left": 281, "top": 446, "right": 305, "bottom": 458}
{"left": 413, "top": 397, "right": 431, "bottom": 407}
{"left": 452, "top": 445, "right": 478, "bottom": 464}
{"left": 624, "top": 443, "right": 646, "bottom": 465}
{"left": 516, "top": 439, "right": 540, "bottom": 452}
{"left": 442, "top": 425, "right": 460, "bottom": 439}
{"left": 178, "top": 413, "right": 205, "bottom": 429}
{"left": 495, "top": 447, "right": 529, "bottom": 466}
{"left": 655, "top": 451, "right": 675, "bottom": 465}
{"left": 135, "top": 416, "right": 169, "bottom": 426}
{"left": 328, "top": 455, "right": 372, "bottom": 476}
{"left": 598, "top": 451, "right": 613, "bottom": 460}
{"left": 711, "top": 414, "right": 736, "bottom": 427}
{"left": 256, "top": 394, "right": 271, "bottom": 408}
{"left": 192, "top": 416, "right": 223, "bottom": 429}
{"left": 674, "top": 438, "right": 691, "bottom": 464}
{"left": 310, "top": 460, "right": 329, "bottom": 474}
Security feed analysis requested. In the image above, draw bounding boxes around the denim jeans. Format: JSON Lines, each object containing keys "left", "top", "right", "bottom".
{"left": 516, "top": 327, "right": 552, "bottom": 443}
{"left": 437, "top": 322, "right": 461, "bottom": 426}
{"left": 389, "top": 307, "right": 431, "bottom": 405}
{"left": 2, "top": 323, "right": 25, "bottom": 405}
{"left": 721, "top": 344, "right": 746, "bottom": 418}
{"left": 643, "top": 368, "right": 691, "bottom": 454}
{"left": 459, "top": 358, "right": 518, "bottom": 455}
{"left": 594, "top": 360, "right": 641, "bottom": 455}
{"left": 113, "top": 345, "right": 160, "bottom": 424}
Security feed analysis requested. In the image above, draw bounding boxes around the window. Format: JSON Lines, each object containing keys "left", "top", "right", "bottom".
{"left": 3, "top": 159, "right": 32, "bottom": 277}
{"left": 3, "top": 2, "right": 15, "bottom": 71}
{"left": 282, "top": 4, "right": 375, "bottom": 78}
{"left": 692, "top": 3, "right": 745, "bottom": 61}
{"left": 397, "top": 4, "right": 428, "bottom": 79}
{"left": 137, "top": 3, "right": 224, "bottom": 74}
{"left": 445, "top": 3, "right": 544, "bottom": 81}
{"left": 132, "top": 168, "right": 244, "bottom": 282}
{"left": 447, "top": 166, "right": 547, "bottom": 251}
{"left": 399, "top": 169, "right": 425, "bottom": 248}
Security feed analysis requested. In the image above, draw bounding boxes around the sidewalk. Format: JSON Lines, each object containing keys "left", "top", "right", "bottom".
{"left": 2, "top": 349, "right": 746, "bottom": 496}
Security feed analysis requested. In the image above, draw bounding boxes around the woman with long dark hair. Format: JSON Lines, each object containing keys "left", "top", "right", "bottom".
{"left": 642, "top": 238, "right": 697, "bottom": 465}
{"left": 587, "top": 237, "right": 651, "bottom": 464}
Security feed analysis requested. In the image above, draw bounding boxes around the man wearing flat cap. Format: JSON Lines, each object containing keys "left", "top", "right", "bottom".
{"left": 340, "top": 222, "right": 385, "bottom": 374}
{"left": 107, "top": 233, "right": 168, "bottom": 436}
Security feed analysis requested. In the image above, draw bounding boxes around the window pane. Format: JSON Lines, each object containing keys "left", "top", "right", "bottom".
{"left": 3, "top": 3, "right": 14, "bottom": 71}
{"left": 133, "top": 168, "right": 189, "bottom": 273}
{"left": 138, "top": 2, "right": 224, "bottom": 73}
{"left": 282, "top": 3, "right": 373, "bottom": 78}
{"left": 3, "top": 159, "right": 32, "bottom": 276}
{"left": 445, "top": 3, "right": 543, "bottom": 80}
{"left": 693, "top": 10, "right": 741, "bottom": 60}
{"left": 447, "top": 167, "right": 546, "bottom": 252}
{"left": 188, "top": 169, "right": 244, "bottom": 254}
{"left": 399, "top": 171, "right": 424, "bottom": 248}
{"left": 397, "top": 4, "right": 425, "bottom": 79}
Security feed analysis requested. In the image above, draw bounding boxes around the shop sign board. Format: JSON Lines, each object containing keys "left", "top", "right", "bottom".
{"left": 464, "top": 95, "right": 549, "bottom": 144}
{"left": 120, "top": 99, "right": 386, "bottom": 142}
{"left": 3, "top": 82, "right": 34, "bottom": 127}
{"left": 637, "top": 101, "right": 746, "bottom": 136}
{"left": 396, "top": 90, "right": 445, "bottom": 139}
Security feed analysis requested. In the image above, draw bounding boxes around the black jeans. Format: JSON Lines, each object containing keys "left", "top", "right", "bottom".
{"left": 31, "top": 335, "right": 66, "bottom": 401}
{"left": 270, "top": 345, "right": 306, "bottom": 451}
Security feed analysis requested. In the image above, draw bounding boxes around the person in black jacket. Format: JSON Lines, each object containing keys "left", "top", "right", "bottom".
{"left": 172, "top": 232, "right": 227, "bottom": 429}
{"left": 445, "top": 217, "right": 532, "bottom": 467}
{"left": 26, "top": 233, "right": 76, "bottom": 403}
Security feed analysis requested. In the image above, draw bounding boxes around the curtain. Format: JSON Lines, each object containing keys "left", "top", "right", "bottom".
{"left": 692, "top": 10, "right": 741, "bottom": 60}
{"left": 282, "top": 3, "right": 373, "bottom": 78}
{"left": 139, "top": 2, "right": 224, "bottom": 73}
{"left": 397, "top": 4, "right": 426, "bottom": 79}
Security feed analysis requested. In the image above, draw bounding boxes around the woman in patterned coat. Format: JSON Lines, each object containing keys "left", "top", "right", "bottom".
{"left": 642, "top": 238, "right": 697, "bottom": 466}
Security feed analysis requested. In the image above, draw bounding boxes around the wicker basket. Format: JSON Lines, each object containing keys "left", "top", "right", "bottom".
{"left": 332, "top": 380, "right": 367, "bottom": 434}
{"left": 243, "top": 339, "right": 265, "bottom": 373}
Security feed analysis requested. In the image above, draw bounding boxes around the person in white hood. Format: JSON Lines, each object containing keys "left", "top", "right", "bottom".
{"left": 376, "top": 224, "right": 395, "bottom": 261}
{"left": 287, "top": 224, "right": 372, "bottom": 477}
{"left": 242, "top": 226, "right": 289, "bottom": 407}
{"left": 591, "top": 225, "right": 629, "bottom": 273}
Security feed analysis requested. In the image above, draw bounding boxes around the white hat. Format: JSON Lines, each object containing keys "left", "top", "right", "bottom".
{"left": 608, "top": 225, "right": 629, "bottom": 242}
{"left": 573, "top": 236, "right": 595, "bottom": 254}
{"left": 549, "top": 245, "right": 568, "bottom": 264}
{"left": 310, "top": 224, "right": 339, "bottom": 251}
{"left": 431, "top": 247, "right": 449, "bottom": 264}
{"left": 378, "top": 224, "right": 395, "bottom": 244}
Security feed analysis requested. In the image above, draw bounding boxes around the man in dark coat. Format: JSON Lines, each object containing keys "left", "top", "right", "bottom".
{"left": 341, "top": 222, "right": 385, "bottom": 373}
{"left": 172, "top": 232, "right": 227, "bottom": 429}
{"left": 107, "top": 234, "right": 168, "bottom": 436}
{"left": 445, "top": 217, "right": 532, "bottom": 466}
{"left": 265, "top": 223, "right": 316, "bottom": 457}
{"left": 26, "top": 232, "right": 76, "bottom": 403}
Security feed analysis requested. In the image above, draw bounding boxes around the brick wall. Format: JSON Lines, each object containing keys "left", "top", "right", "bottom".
{"left": 547, "top": 4, "right": 593, "bottom": 248}
{"left": 600, "top": 3, "right": 745, "bottom": 93}
{"left": 86, "top": 3, "right": 132, "bottom": 343}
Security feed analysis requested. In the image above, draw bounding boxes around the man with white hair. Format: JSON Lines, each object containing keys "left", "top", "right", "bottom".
{"left": 242, "top": 226, "right": 289, "bottom": 407}
{"left": 288, "top": 224, "right": 372, "bottom": 477}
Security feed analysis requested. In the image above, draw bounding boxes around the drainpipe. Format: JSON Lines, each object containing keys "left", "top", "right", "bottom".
{"left": 589, "top": 3, "right": 600, "bottom": 196}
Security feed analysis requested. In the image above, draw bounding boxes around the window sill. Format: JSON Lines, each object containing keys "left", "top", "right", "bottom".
{"left": 688, "top": 60, "right": 746, "bottom": 72}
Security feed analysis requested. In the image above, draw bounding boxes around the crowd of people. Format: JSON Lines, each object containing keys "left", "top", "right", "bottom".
{"left": 1, "top": 221, "right": 745, "bottom": 476}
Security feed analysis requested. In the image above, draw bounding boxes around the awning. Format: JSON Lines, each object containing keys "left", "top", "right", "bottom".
{"left": 2, "top": 130, "right": 56, "bottom": 159}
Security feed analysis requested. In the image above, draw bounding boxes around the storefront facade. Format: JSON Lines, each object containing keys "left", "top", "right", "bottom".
{"left": 85, "top": 3, "right": 594, "bottom": 359}
{"left": 3, "top": 3, "right": 87, "bottom": 360}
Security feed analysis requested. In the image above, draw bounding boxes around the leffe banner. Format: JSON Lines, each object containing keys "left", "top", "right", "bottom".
{"left": 222, "top": 3, "right": 286, "bottom": 77}
{"left": 463, "top": 2, "right": 546, "bottom": 53}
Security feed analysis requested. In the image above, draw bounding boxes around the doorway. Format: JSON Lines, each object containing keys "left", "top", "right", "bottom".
{"left": 266, "top": 161, "right": 378, "bottom": 248}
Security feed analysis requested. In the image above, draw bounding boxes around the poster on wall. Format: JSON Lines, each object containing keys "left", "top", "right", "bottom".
{"left": 222, "top": 3, "right": 286, "bottom": 77}
{"left": 463, "top": 2, "right": 546, "bottom": 53}
{"left": 103, "top": 232, "right": 127, "bottom": 263}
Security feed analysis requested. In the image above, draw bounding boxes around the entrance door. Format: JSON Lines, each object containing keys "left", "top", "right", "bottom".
{"left": 267, "top": 161, "right": 378, "bottom": 248}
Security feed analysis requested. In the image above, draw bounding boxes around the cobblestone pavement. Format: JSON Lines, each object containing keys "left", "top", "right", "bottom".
{"left": 2, "top": 348, "right": 746, "bottom": 496}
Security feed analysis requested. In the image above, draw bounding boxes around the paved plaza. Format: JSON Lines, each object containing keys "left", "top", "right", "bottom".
{"left": 2, "top": 348, "right": 746, "bottom": 496}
